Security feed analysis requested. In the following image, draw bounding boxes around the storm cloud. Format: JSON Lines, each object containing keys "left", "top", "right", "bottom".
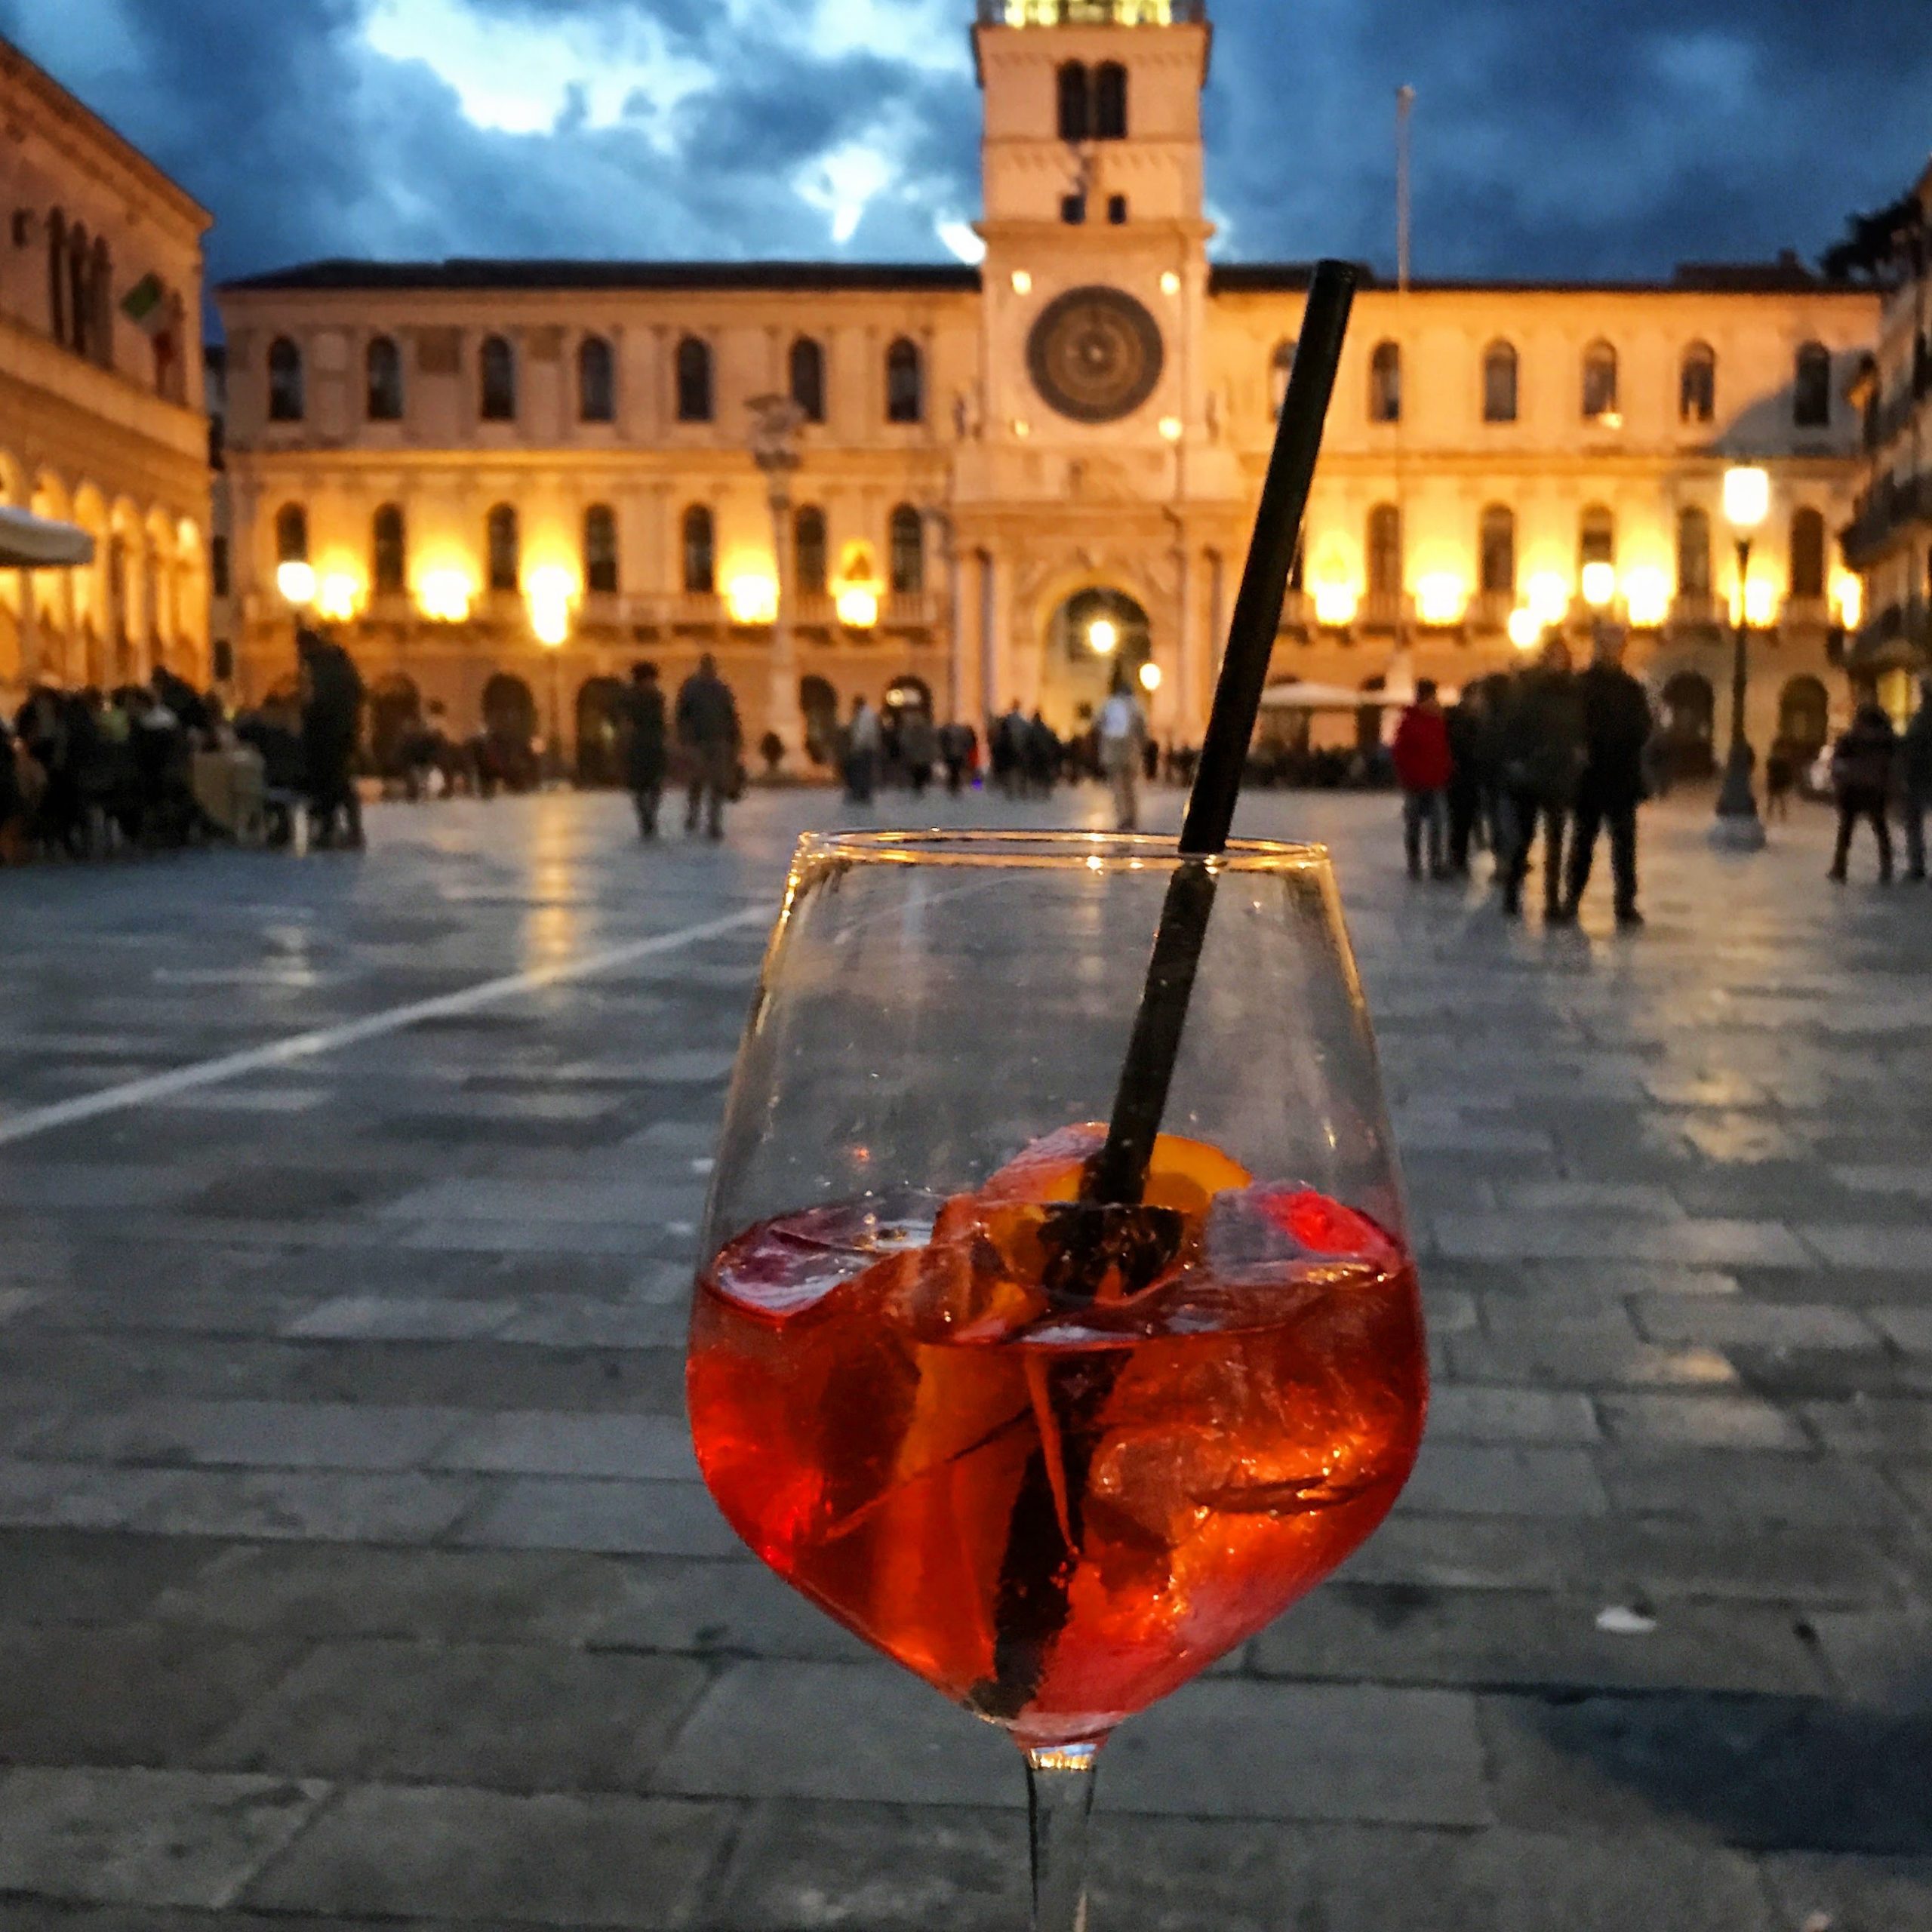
{"left": 2, "top": 0, "right": 1927, "bottom": 285}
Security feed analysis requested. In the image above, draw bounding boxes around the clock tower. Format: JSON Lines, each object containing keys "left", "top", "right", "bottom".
{"left": 958, "top": 2, "right": 1234, "bottom": 739}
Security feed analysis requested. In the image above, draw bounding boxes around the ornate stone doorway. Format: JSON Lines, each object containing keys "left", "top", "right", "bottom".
{"left": 1040, "top": 586, "right": 1150, "bottom": 734}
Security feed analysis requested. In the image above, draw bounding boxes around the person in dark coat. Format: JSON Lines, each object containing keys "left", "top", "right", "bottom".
{"left": 1023, "top": 712, "right": 1060, "bottom": 796}
{"left": 1829, "top": 695, "right": 1898, "bottom": 884}
{"left": 1557, "top": 624, "right": 1654, "bottom": 928}
{"left": 298, "top": 626, "right": 366, "bottom": 850}
{"left": 1497, "top": 637, "right": 1584, "bottom": 921}
{"left": 1901, "top": 676, "right": 1932, "bottom": 882}
{"left": 675, "top": 653, "right": 741, "bottom": 841}
{"left": 1443, "top": 685, "right": 1488, "bottom": 876}
{"left": 622, "top": 661, "right": 668, "bottom": 841}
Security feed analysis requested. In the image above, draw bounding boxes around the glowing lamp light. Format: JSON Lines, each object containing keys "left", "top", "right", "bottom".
{"left": 724, "top": 573, "right": 778, "bottom": 626}
{"left": 1743, "top": 578, "right": 1777, "bottom": 627}
{"left": 1139, "top": 662, "right": 1163, "bottom": 694}
{"left": 835, "top": 583, "right": 881, "bottom": 629}
{"left": 275, "top": 561, "right": 316, "bottom": 606}
{"left": 1011, "top": 269, "right": 1033, "bottom": 295}
{"left": 1415, "top": 573, "right": 1467, "bottom": 626}
{"left": 1158, "top": 417, "right": 1183, "bottom": 443}
{"left": 1312, "top": 581, "right": 1359, "bottom": 628}
{"left": 1834, "top": 572, "right": 1865, "bottom": 629}
{"left": 525, "top": 565, "right": 577, "bottom": 647}
{"left": 1161, "top": 271, "right": 1182, "bottom": 296}
{"left": 1507, "top": 607, "right": 1542, "bottom": 651}
{"left": 1580, "top": 561, "right": 1617, "bottom": 610}
{"left": 1013, "top": 418, "right": 1032, "bottom": 440}
{"left": 1526, "top": 572, "right": 1571, "bottom": 624}
{"left": 417, "top": 568, "right": 472, "bottom": 624}
{"left": 315, "top": 572, "right": 361, "bottom": 622}
{"left": 1088, "top": 617, "right": 1120, "bottom": 656}
{"left": 1723, "top": 464, "right": 1771, "bottom": 534}
{"left": 1623, "top": 568, "right": 1671, "bottom": 629}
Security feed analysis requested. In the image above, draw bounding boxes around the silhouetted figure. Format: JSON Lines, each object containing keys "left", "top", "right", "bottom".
{"left": 1829, "top": 697, "right": 1897, "bottom": 884}
{"left": 675, "top": 652, "right": 741, "bottom": 841}
{"left": 298, "top": 627, "right": 366, "bottom": 850}
{"left": 1559, "top": 624, "right": 1653, "bottom": 929}
{"left": 1498, "top": 638, "right": 1583, "bottom": 921}
{"left": 623, "top": 661, "right": 668, "bottom": 840}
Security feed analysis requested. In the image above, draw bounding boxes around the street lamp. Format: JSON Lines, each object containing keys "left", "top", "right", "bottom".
{"left": 1711, "top": 464, "right": 1771, "bottom": 851}
{"left": 749, "top": 393, "right": 808, "bottom": 762}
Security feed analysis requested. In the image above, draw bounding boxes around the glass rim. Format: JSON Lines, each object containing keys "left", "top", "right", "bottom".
{"left": 793, "top": 829, "right": 1334, "bottom": 873}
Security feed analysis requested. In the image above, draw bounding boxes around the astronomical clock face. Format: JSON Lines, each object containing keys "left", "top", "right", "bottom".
{"left": 1026, "top": 285, "right": 1166, "bottom": 425}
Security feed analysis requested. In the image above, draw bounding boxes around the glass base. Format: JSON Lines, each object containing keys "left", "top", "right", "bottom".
{"left": 1027, "top": 1740, "right": 1101, "bottom": 1932}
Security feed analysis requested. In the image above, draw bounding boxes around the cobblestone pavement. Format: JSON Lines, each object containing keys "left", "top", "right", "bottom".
{"left": 0, "top": 783, "right": 1928, "bottom": 1931}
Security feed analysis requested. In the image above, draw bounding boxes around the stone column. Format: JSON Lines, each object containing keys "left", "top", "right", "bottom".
{"left": 17, "top": 569, "right": 38, "bottom": 685}
{"left": 980, "top": 550, "right": 1003, "bottom": 726}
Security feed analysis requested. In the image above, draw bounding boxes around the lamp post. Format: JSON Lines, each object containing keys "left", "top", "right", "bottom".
{"left": 749, "top": 393, "right": 807, "bottom": 763}
{"left": 1711, "top": 464, "right": 1770, "bottom": 851}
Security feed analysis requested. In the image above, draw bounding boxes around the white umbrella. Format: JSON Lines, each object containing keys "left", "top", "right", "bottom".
{"left": 1260, "top": 680, "right": 1396, "bottom": 711}
{"left": 0, "top": 505, "right": 94, "bottom": 569}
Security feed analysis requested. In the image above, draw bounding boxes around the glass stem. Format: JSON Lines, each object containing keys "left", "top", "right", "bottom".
{"left": 1026, "top": 1741, "right": 1101, "bottom": 1932}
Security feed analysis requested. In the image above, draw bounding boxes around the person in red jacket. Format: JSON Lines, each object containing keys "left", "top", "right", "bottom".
{"left": 1392, "top": 679, "right": 1454, "bottom": 880}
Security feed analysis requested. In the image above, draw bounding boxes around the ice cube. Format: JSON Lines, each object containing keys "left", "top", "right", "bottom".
{"left": 1203, "top": 1184, "right": 1398, "bottom": 1287}
{"left": 709, "top": 1191, "right": 943, "bottom": 1321}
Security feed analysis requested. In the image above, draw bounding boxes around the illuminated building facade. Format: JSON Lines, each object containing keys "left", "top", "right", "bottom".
{"left": 217, "top": 0, "right": 1880, "bottom": 770}
{"left": 0, "top": 34, "right": 213, "bottom": 711}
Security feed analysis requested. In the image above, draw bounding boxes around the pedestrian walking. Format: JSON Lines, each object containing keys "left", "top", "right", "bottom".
{"left": 297, "top": 626, "right": 366, "bottom": 851}
{"left": 1901, "top": 676, "right": 1932, "bottom": 881}
{"left": 621, "top": 661, "right": 668, "bottom": 840}
{"left": 844, "top": 695, "right": 883, "bottom": 804}
{"left": 1557, "top": 624, "right": 1653, "bottom": 929}
{"left": 1097, "top": 674, "right": 1149, "bottom": 832}
{"left": 1497, "top": 638, "right": 1583, "bottom": 921}
{"left": 900, "top": 706, "right": 937, "bottom": 797}
{"left": 675, "top": 652, "right": 741, "bottom": 841}
{"left": 939, "top": 720, "right": 974, "bottom": 795}
{"left": 1443, "top": 686, "right": 1487, "bottom": 875}
{"left": 1764, "top": 735, "right": 1800, "bottom": 823}
{"left": 1023, "top": 712, "right": 1060, "bottom": 797}
{"left": 1828, "top": 694, "right": 1898, "bottom": 884}
{"left": 1391, "top": 679, "right": 1454, "bottom": 880}
{"left": 992, "top": 703, "right": 1027, "bottom": 795}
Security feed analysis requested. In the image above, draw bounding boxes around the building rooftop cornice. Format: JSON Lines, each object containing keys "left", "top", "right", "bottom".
{"left": 220, "top": 259, "right": 986, "bottom": 297}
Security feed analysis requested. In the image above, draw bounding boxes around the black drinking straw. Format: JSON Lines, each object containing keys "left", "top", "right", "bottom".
{"left": 977, "top": 260, "right": 1358, "bottom": 1721}
{"left": 1084, "top": 259, "right": 1360, "bottom": 1208}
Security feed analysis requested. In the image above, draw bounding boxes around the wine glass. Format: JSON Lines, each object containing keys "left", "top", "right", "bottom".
{"left": 688, "top": 829, "right": 1427, "bottom": 1930}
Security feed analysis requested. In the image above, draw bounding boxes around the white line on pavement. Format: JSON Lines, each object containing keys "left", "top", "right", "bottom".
{"left": 0, "top": 905, "right": 774, "bottom": 1149}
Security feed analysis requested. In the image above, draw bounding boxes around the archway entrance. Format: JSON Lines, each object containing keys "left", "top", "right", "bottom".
{"left": 1659, "top": 671, "right": 1716, "bottom": 782}
{"left": 481, "top": 672, "right": 540, "bottom": 792}
{"left": 1041, "top": 587, "right": 1151, "bottom": 735}
{"left": 575, "top": 677, "right": 627, "bottom": 787}
{"left": 369, "top": 674, "right": 421, "bottom": 780}
{"left": 1778, "top": 675, "right": 1829, "bottom": 758}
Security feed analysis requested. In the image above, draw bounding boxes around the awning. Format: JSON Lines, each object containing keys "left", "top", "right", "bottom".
{"left": 0, "top": 506, "right": 94, "bottom": 569}
{"left": 1260, "top": 680, "right": 1398, "bottom": 711}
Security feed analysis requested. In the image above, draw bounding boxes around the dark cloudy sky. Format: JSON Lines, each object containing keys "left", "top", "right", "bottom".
{"left": 5, "top": 0, "right": 1928, "bottom": 286}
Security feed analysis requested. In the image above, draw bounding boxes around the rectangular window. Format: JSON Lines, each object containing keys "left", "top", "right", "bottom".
{"left": 211, "top": 535, "right": 230, "bottom": 598}
{"left": 1062, "top": 195, "right": 1087, "bottom": 226}
{"left": 1107, "top": 195, "right": 1128, "bottom": 226}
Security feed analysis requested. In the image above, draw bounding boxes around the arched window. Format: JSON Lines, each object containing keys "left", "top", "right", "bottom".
{"left": 46, "top": 208, "right": 65, "bottom": 345}
{"left": 1271, "top": 340, "right": 1297, "bottom": 418}
{"left": 794, "top": 506, "right": 828, "bottom": 596}
{"left": 1790, "top": 506, "right": 1827, "bottom": 600}
{"left": 890, "top": 505, "right": 924, "bottom": 595}
{"left": 1677, "top": 506, "right": 1712, "bottom": 599}
{"left": 480, "top": 334, "right": 517, "bottom": 421}
{"left": 1583, "top": 340, "right": 1619, "bottom": 420}
{"left": 89, "top": 238, "right": 111, "bottom": 366}
{"left": 274, "top": 503, "right": 309, "bottom": 565}
{"left": 1057, "top": 62, "right": 1091, "bottom": 143}
{"left": 1095, "top": 62, "right": 1128, "bottom": 140}
{"left": 1794, "top": 342, "right": 1832, "bottom": 429}
{"left": 268, "top": 337, "right": 305, "bottom": 422}
{"left": 886, "top": 337, "right": 924, "bottom": 424}
{"left": 583, "top": 503, "right": 619, "bottom": 595}
{"left": 486, "top": 503, "right": 519, "bottom": 592}
{"left": 578, "top": 335, "right": 615, "bottom": 423}
{"left": 1367, "top": 503, "right": 1402, "bottom": 597}
{"left": 789, "top": 337, "right": 826, "bottom": 424}
{"left": 1479, "top": 505, "right": 1516, "bottom": 598}
{"left": 1579, "top": 504, "right": 1617, "bottom": 569}
{"left": 1481, "top": 341, "right": 1518, "bottom": 424}
{"left": 366, "top": 336, "right": 404, "bottom": 421}
{"left": 67, "top": 223, "right": 89, "bottom": 358}
{"left": 1680, "top": 343, "right": 1716, "bottom": 426}
{"left": 1369, "top": 340, "right": 1401, "bottom": 424}
{"left": 682, "top": 505, "right": 715, "bottom": 594}
{"left": 371, "top": 504, "right": 406, "bottom": 595}
{"left": 675, "top": 336, "right": 712, "bottom": 423}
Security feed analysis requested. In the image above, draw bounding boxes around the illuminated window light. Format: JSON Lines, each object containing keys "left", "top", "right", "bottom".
{"left": 1833, "top": 572, "right": 1865, "bottom": 629}
{"left": 835, "top": 583, "right": 880, "bottom": 629}
{"left": 275, "top": 561, "right": 316, "bottom": 606}
{"left": 724, "top": 573, "right": 778, "bottom": 626}
{"left": 1527, "top": 571, "right": 1571, "bottom": 623}
{"left": 1743, "top": 578, "right": 1777, "bottom": 627}
{"left": 417, "top": 568, "right": 473, "bottom": 624}
{"left": 1580, "top": 561, "right": 1617, "bottom": 610}
{"left": 1507, "top": 608, "right": 1542, "bottom": 650}
{"left": 526, "top": 564, "right": 577, "bottom": 647}
{"left": 1312, "top": 582, "right": 1358, "bottom": 628}
{"left": 316, "top": 571, "right": 361, "bottom": 622}
{"left": 1415, "top": 573, "right": 1467, "bottom": 626}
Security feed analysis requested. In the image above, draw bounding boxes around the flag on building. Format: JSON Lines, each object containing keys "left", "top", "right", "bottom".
{"left": 121, "top": 272, "right": 166, "bottom": 333}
